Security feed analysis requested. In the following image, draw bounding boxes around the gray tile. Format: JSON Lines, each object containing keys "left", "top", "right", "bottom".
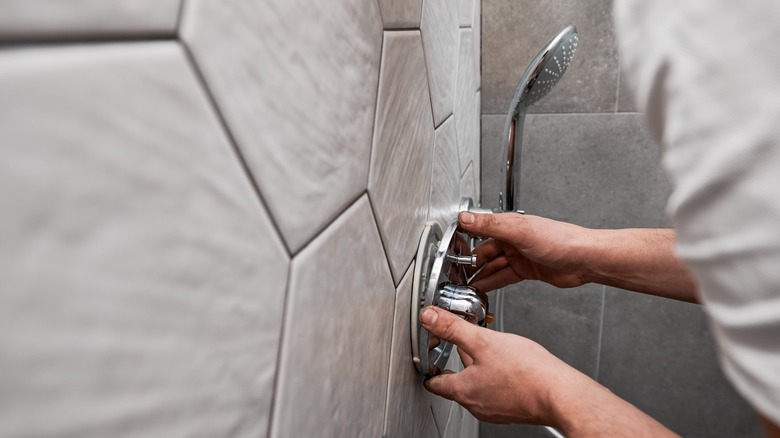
{"left": 472, "top": 0, "right": 481, "bottom": 88}
{"left": 0, "top": 42, "right": 289, "bottom": 437}
{"left": 443, "top": 401, "right": 465, "bottom": 438}
{"left": 378, "top": 0, "right": 422, "bottom": 28}
{"left": 0, "top": 0, "right": 180, "bottom": 40}
{"left": 455, "top": 29, "right": 480, "bottom": 175}
{"left": 369, "top": 30, "right": 435, "bottom": 284}
{"left": 481, "top": 0, "right": 619, "bottom": 114}
{"left": 274, "top": 196, "right": 395, "bottom": 437}
{"left": 599, "top": 289, "right": 762, "bottom": 437}
{"left": 503, "top": 282, "right": 604, "bottom": 379}
{"left": 617, "top": 69, "right": 639, "bottom": 112}
{"left": 460, "top": 161, "right": 477, "bottom": 205}
{"left": 422, "top": 409, "right": 440, "bottom": 438}
{"left": 481, "top": 423, "right": 556, "bottom": 438}
{"left": 181, "top": 0, "right": 382, "bottom": 253}
{"left": 480, "top": 114, "right": 504, "bottom": 209}
{"left": 421, "top": 0, "right": 459, "bottom": 127}
{"left": 461, "top": 410, "right": 480, "bottom": 438}
{"left": 484, "top": 113, "right": 672, "bottom": 228}
{"left": 385, "top": 262, "right": 433, "bottom": 438}
{"left": 429, "top": 115, "right": 461, "bottom": 230}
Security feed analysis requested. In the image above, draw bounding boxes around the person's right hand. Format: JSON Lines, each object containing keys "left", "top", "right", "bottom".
{"left": 459, "top": 211, "right": 596, "bottom": 293}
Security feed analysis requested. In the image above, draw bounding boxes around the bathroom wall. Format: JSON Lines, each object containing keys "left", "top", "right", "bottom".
{"left": 479, "top": 0, "right": 761, "bottom": 437}
{"left": 0, "top": 1, "right": 481, "bottom": 437}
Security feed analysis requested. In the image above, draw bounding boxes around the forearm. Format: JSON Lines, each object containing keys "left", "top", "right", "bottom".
{"left": 578, "top": 228, "right": 698, "bottom": 303}
{"left": 550, "top": 373, "right": 677, "bottom": 437}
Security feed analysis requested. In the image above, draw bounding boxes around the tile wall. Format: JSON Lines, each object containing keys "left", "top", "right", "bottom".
{"left": 480, "top": 0, "right": 762, "bottom": 437}
{"left": 0, "top": 1, "right": 482, "bottom": 437}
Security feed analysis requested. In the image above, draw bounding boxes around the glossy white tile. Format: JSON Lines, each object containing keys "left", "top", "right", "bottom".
{"left": 0, "top": 42, "right": 289, "bottom": 437}
{"left": 421, "top": 0, "right": 459, "bottom": 127}
{"left": 384, "top": 263, "right": 432, "bottom": 438}
{"left": 0, "top": 0, "right": 180, "bottom": 39}
{"left": 429, "top": 115, "right": 461, "bottom": 231}
{"left": 377, "top": 0, "right": 423, "bottom": 28}
{"left": 274, "top": 196, "right": 395, "bottom": 437}
{"left": 181, "top": 0, "right": 383, "bottom": 253}
{"left": 368, "top": 30, "right": 435, "bottom": 284}
{"left": 455, "top": 29, "right": 479, "bottom": 176}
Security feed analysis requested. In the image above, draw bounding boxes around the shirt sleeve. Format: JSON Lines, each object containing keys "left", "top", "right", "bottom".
{"left": 614, "top": 0, "right": 780, "bottom": 426}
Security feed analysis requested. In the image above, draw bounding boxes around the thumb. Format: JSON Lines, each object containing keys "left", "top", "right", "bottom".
{"left": 458, "top": 211, "right": 526, "bottom": 243}
{"left": 420, "top": 306, "right": 481, "bottom": 356}
{"left": 424, "top": 370, "right": 460, "bottom": 400}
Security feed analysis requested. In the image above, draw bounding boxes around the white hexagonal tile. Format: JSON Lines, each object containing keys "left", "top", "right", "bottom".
{"left": 429, "top": 115, "right": 461, "bottom": 230}
{"left": 0, "top": 42, "right": 289, "bottom": 437}
{"left": 368, "top": 30, "right": 435, "bottom": 284}
{"left": 377, "top": 0, "right": 422, "bottom": 28}
{"left": 181, "top": 0, "right": 382, "bottom": 253}
{"left": 459, "top": 0, "right": 474, "bottom": 27}
{"left": 0, "top": 0, "right": 180, "bottom": 39}
{"left": 274, "top": 195, "right": 395, "bottom": 437}
{"left": 454, "top": 29, "right": 480, "bottom": 176}
{"left": 421, "top": 0, "right": 459, "bottom": 127}
{"left": 384, "top": 262, "right": 432, "bottom": 438}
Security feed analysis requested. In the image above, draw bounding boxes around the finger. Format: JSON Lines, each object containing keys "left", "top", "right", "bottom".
{"left": 459, "top": 211, "right": 529, "bottom": 245}
{"left": 471, "top": 266, "right": 523, "bottom": 292}
{"left": 424, "top": 371, "right": 460, "bottom": 401}
{"left": 419, "top": 306, "right": 483, "bottom": 355}
{"left": 458, "top": 346, "right": 474, "bottom": 367}
{"left": 473, "top": 255, "right": 511, "bottom": 280}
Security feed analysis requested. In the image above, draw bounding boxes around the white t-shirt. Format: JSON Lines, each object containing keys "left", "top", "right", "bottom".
{"left": 614, "top": 0, "right": 780, "bottom": 426}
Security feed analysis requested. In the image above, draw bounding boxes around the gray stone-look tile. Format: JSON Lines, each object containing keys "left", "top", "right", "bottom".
{"left": 429, "top": 115, "right": 461, "bottom": 230}
{"left": 480, "top": 423, "right": 556, "bottom": 438}
{"left": 369, "top": 30, "right": 435, "bottom": 284}
{"left": 461, "top": 410, "right": 480, "bottom": 438}
{"left": 480, "top": 114, "right": 504, "bottom": 209}
{"left": 484, "top": 113, "right": 672, "bottom": 228}
{"left": 460, "top": 161, "right": 477, "bottom": 204}
{"left": 0, "top": 0, "right": 180, "bottom": 39}
{"left": 599, "top": 289, "right": 762, "bottom": 437}
{"left": 455, "top": 29, "right": 479, "bottom": 175}
{"left": 378, "top": 0, "right": 422, "bottom": 28}
{"left": 422, "top": 409, "right": 440, "bottom": 438}
{"left": 617, "top": 70, "right": 639, "bottom": 112}
{"left": 459, "top": 0, "right": 474, "bottom": 27}
{"left": 503, "top": 282, "right": 604, "bottom": 379}
{"left": 385, "top": 262, "right": 432, "bottom": 438}
{"left": 481, "top": 0, "right": 619, "bottom": 114}
{"left": 421, "top": 0, "right": 459, "bottom": 127}
{"left": 274, "top": 196, "right": 395, "bottom": 437}
{"left": 181, "top": 0, "right": 382, "bottom": 253}
{"left": 0, "top": 42, "right": 288, "bottom": 437}
{"left": 443, "top": 402, "right": 464, "bottom": 438}
{"left": 473, "top": 0, "right": 481, "bottom": 88}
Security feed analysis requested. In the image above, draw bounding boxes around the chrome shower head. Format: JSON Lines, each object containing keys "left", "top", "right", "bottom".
{"left": 499, "top": 25, "right": 578, "bottom": 212}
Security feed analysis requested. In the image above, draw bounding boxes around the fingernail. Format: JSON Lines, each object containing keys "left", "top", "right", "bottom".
{"left": 459, "top": 212, "right": 475, "bottom": 225}
{"left": 420, "top": 308, "right": 438, "bottom": 325}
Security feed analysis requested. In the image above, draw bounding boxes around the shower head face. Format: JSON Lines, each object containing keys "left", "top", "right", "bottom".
{"left": 510, "top": 25, "right": 578, "bottom": 115}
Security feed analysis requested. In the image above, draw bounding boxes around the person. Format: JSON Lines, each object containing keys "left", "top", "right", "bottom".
{"left": 420, "top": 1, "right": 780, "bottom": 436}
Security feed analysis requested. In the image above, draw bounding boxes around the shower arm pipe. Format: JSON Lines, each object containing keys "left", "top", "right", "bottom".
{"left": 501, "top": 110, "right": 526, "bottom": 213}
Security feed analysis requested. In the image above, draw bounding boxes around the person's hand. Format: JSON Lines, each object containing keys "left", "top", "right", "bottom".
{"left": 460, "top": 211, "right": 596, "bottom": 293}
{"left": 420, "top": 305, "right": 591, "bottom": 426}
{"left": 420, "top": 306, "right": 678, "bottom": 436}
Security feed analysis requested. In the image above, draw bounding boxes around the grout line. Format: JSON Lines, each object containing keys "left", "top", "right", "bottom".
{"left": 594, "top": 285, "right": 607, "bottom": 381}
{"left": 179, "top": 41, "right": 293, "bottom": 257}
{"left": 174, "top": 0, "right": 188, "bottom": 37}
{"left": 0, "top": 34, "right": 175, "bottom": 48}
{"left": 266, "top": 262, "right": 294, "bottom": 438}
{"left": 366, "top": 192, "right": 400, "bottom": 287}
{"left": 365, "top": 31, "right": 385, "bottom": 204}
{"left": 614, "top": 51, "right": 622, "bottom": 113}
{"left": 384, "top": 27, "right": 423, "bottom": 32}
{"left": 288, "top": 190, "right": 366, "bottom": 259}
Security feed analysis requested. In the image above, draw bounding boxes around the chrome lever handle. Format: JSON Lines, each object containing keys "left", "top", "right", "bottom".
{"left": 437, "top": 283, "right": 488, "bottom": 326}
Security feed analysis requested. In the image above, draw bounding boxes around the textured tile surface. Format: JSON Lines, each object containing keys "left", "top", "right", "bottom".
{"left": 455, "top": 29, "right": 479, "bottom": 175}
{"left": 0, "top": 42, "right": 289, "bottom": 437}
{"left": 421, "top": 0, "right": 459, "bottom": 126}
{"left": 0, "top": 0, "right": 180, "bottom": 39}
{"left": 480, "top": 114, "right": 504, "bottom": 209}
{"left": 443, "top": 403, "right": 464, "bottom": 438}
{"left": 484, "top": 113, "right": 672, "bottom": 228}
{"left": 599, "top": 289, "right": 762, "bottom": 438}
{"left": 460, "top": 161, "right": 477, "bottom": 204}
{"left": 384, "top": 263, "right": 431, "bottom": 438}
{"left": 503, "top": 283, "right": 604, "bottom": 378}
{"left": 459, "top": 0, "right": 474, "bottom": 27}
{"left": 472, "top": 0, "right": 481, "bottom": 88}
{"left": 481, "top": 0, "right": 619, "bottom": 114}
{"left": 378, "top": 0, "right": 422, "bottom": 28}
{"left": 182, "top": 0, "right": 382, "bottom": 253}
{"left": 481, "top": 423, "right": 556, "bottom": 438}
{"left": 422, "top": 410, "right": 440, "bottom": 438}
{"left": 369, "top": 30, "right": 435, "bottom": 284}
{"left": 274, "top": 196, "right": 395, "bottom": 437}
{"left": 429, "top": 116, "right": 461, "bottom": 230}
